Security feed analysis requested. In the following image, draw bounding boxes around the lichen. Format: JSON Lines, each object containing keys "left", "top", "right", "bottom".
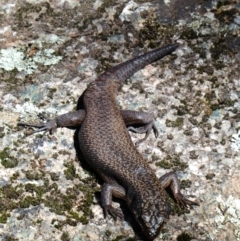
{"left": 155, "top": 155, "right": 188, "bottom": 171}
{"left": 0, "top": 148, "right": 18, "bottom": 168}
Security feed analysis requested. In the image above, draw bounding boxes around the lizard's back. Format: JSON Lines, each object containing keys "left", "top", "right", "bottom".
{"left": 79, "top": 77, "right": 163, "bottom": 190}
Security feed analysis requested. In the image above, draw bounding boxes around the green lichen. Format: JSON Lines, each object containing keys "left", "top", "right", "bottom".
{"left": 0, "top": 147, "right": 18, "bottom": 168}
{"left": 165, "top": 117, "right": 184, "bottom": 129}
{"left": 25, "top": 183, "right": 47, "bottom": 198}
{"left": 0, "top": 212, "right": 10, "bottom": 223}
{"left": 77, "top": 189, "right": 94, "bottom": 224}
{"left": 25, "top": 171, "right": 43, "bottom": 180}
{"left": 64, "top": 162, "right": 78, "bottom": 180}
{"left": 155, "top": 155, "right": 188, "bottom": 171}
{"left": 19, "top": 196, "right": 41, "bottom": 208}
{"left": 61, "top": 232, "right": 70, "bottom": 241}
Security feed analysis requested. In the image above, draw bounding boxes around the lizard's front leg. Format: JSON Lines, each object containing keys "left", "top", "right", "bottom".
{"left": 18, "top": 109, "right": 86, "bottom": 135}
{"left": 159, "top": 171, "right": 199, "bottom": 208}
{"left": 101, "top": 182, "right": 126, "bottom": 220}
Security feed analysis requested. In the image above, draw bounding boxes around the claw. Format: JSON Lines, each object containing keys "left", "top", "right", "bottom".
{"left": 175, "top": 192, "right": 199, "bottom": 209}
{"left": 103, "top": 205, "right": 124, "bottom": 220}
{"left": 18, "top": 119, "right": 57, "bottom": 135}
{"left": 128, "top": 121, "right": 159, "bottom": 146}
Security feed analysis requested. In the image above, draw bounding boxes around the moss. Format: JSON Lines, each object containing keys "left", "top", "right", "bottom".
{"left": 180, "top": 28, "right": 198, "bottom": 40}
{"left": 211, "top": 103, "right": 220, "bottom": 111}
{"left": 177, "top": 232, "right": 194, "bottom": 241}
{"left": 110, "top": 236, "right": 124, "bottom": 241}
{"left": 201, "top": 115, "right": 209, "bottom": 123}
{"left": 25, "top": 171, "right": 43, "bottom": 180}
{"left": 0, "top": 147, "right": 18, "bottom": 168}
{"left": 0, "top": 126, "right": 5, "bottom": 138}
{"left": 52, "top": 153, "right": 59, "bottom": 159}
{"left": 155, "top": 155, "right": 188, "bottom": 171}
{"left": 47, "top": 87, "right": 57, "bottom": 99}
{"left": 64, "top": 162, "right": 78, "bottom": 180}
{"left": 180, "top": 180, "right": 192, "bottom": 189}
{"left": 10, "top": 172, "right": 20, "bottom": 181}
{"left": 43, "top": 175, "right": 97, "bottom": 225}
{"left": 1, "top": 185, "right": 22, "bottom": 201}
{"left": 220, "top": 139, "right": 226, "bottom": 145}
{"left": 175, "top": 105, "right": 189, "bottom": 116}
{"left": 165, "top": 117, "right": 184, "bottom": 129}
{"left": 77, "top": 190, "right": 94, "bottom": 224}
{"left": 50, "top": 172, "right": 60, "bottom": 181}
{"left": 25, "top": 183, "right": 47, "bottom": 198}
{"left": 205, "top": 173, "right": 215, "bottom": 180}
{"left": 2, "top": 235, "right": 18, "bottom": 241}
{"left": 0, "top": 212, "right": 10, "bottom": 223}
{"left": 188, "top": 117, "right": 198, "bottom": 126}
{"left": 19, "top": 196, "right": 41, "bottom": 208}
{"left": 183, "top": 129, "right": 193, "bottom": 136}
{"left": 130, "top": 82, "right": 144, "bottom": 93}
{"left": 105, "top": 230, "right": 112, "bottom": 237}
{"left": 0, "top": 185, "right": 22, "bottom": 213}
{"left": 61, "top": 232, "right": 71, "bottom": 241}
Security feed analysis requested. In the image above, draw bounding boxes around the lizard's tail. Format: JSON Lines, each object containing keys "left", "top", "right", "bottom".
{"left": 99, "top": 43, "right": 179, "bottom": 86}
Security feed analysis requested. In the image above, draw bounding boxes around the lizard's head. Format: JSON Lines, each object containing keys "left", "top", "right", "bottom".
{"left": 131, "top": 196, "right": 171, "bottom": 240}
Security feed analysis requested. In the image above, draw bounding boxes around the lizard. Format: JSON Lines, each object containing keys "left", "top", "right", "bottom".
{"left": 18, "top": 43, "right": 198, "bottom": 240}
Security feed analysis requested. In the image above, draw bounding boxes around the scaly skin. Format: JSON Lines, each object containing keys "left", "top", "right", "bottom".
{"left": 19, "top": 43, "right": 198, "bottom": 240}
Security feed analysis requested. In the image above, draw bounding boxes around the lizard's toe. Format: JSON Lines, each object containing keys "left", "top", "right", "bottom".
{"left": 103, "top": 205, "right": 124, "bottom": 220}
{"left": 175, "top": 192, "right": 199, "bottom": 209}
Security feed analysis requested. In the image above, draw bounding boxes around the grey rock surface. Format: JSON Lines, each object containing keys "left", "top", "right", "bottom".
{"left": 0, "top": 0, "right": 239, "bottom": 240}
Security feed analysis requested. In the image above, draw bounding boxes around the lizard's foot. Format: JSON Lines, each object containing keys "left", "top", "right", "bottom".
{"left": 174, "top": 192, "right": 199, "bottom": 209}
{"left": 18, "top": 119, "right": 57, "bottom": 135}
{"left": 103, "top": 205, "right": 124, "bottom": 220}
{"left": 128, "top": 121, "right": 159, "bottom": 145}
{"left": 159, "top": 171, "right": 199, "bottom": 210}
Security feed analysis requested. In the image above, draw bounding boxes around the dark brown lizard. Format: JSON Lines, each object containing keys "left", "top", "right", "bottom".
{"left": 19, "top": 43, "right": 198, "bottom": 240}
